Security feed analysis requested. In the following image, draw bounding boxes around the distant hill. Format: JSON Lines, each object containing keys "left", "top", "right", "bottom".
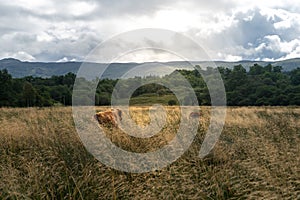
{"left": 0, "top": 58, "right": 300, "bottom": 78}
{"left": 190, "top": 58, "right": 300, "bottom": 72}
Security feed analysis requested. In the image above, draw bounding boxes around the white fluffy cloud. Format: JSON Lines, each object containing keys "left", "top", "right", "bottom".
{"left": 0, "top": 0, "right": 300, "bottom": 62}
{"left": 6, "top": 51, "right": 36, "bottom": 61}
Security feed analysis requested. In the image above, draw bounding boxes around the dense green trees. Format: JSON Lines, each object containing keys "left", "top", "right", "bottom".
{"left": 172, "top": 64, "right": 300, "bottom": 106}
{"left": 0, "top": 64, "right": 300, "bottom": 107}
{"left": 218, "top": 64, "right": 299, "bottom": 106}
{"left": 290, "top": 68, "right": 300, "bottom": 85}
{"left": 0, "top": 70, "right": 75, "bottom": 107}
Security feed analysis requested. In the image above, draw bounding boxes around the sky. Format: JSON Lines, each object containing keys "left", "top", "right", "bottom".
{"left": 1, "top": 0, "right": 300, "bottom": 62}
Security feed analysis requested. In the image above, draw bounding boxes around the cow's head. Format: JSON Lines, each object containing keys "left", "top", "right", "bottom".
{"left": 114, "top": 109, "right": 122, "bottom": 121}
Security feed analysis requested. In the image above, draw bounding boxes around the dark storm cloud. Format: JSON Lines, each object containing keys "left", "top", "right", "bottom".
{"left": 189, "top": 7, "right": 300, "bottom": 61}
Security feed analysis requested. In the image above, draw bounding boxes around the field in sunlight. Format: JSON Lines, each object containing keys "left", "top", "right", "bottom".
{"left": 0, "top": 106, "right": 299, "bottom": 199}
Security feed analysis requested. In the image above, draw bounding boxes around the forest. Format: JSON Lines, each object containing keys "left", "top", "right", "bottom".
{"left": 0, "top": 63, "right": 300, "bottom": 107}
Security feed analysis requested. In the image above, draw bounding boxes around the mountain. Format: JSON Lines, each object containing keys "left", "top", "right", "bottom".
{"left": 0, "top": 58, "right": 141, "bottom": 79}
{"left": 185, "top": 58, "right": 300, "bottom": 72}
{"left": 0, "top": 58, "right": 81, "bottom": 78}
{"left": 0, "top": 58, "right": 300, "bottom": 78}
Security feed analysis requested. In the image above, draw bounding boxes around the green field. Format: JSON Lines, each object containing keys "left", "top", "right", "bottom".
{"left": 129, "top": 94, "right": 178, "bottom": 106}
{"left": 0, "top": 106, "right": 299, "bottom": 199}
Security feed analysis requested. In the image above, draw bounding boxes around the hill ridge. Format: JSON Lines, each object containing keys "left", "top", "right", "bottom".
{"left": 1, "top": 58, "right": 300, "bottom": 78}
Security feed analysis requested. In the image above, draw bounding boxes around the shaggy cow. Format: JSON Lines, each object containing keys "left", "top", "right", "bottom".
{"left": 95, "top": 109, "right": 122, "bottom": 127}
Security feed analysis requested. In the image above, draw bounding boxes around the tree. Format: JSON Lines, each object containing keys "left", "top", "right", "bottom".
{"left": 273, "top": 66, "right": 282, "bottom": 73}
{"left": 290, "top": 68, "right": 300, "bottom": 85}
{"left": 23, "top": 81, "right": 37, "bottom": 107}
{"left": 249, "top": 63, "right": 264, "bottom": 75}
{"left": 0, "top": 69, "right": 13, "bottom": 106}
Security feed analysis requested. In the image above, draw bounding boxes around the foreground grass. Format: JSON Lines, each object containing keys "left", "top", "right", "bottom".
{"left": 0, "top": 106, "right": 299, "bottom": 199}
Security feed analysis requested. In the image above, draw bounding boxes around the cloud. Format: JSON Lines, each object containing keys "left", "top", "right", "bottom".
{"left": 0, "top": 22, "right": 99, "bottom": 61}
{"left": 4, "top": 51, "right": 36, "bottom": 61}
{"left": 189, "top": 6, "right": 300, "bottom": 61}
{"left": 0, "top": 0, "right": 300, "bottom": 62}
{"left": 259, "top": 35, "right": 300, "bottom": 60}
{"left": 56, "top": 57, "right": 77, "bottom": 62}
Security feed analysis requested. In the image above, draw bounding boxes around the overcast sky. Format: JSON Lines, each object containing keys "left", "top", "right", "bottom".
{"left": 1, "top": 0, "right": 300, "bottom": 62}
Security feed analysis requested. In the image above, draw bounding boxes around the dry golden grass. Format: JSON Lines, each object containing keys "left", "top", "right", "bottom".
{"left": 0, "top": 106, "right": 299, "bottom": 199}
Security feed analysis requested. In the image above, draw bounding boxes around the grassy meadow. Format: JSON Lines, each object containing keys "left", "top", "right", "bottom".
{"left": 0, "top": 106, "right": 299, "bottom": 199}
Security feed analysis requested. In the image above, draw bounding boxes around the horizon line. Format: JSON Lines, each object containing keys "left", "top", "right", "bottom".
{"left": 1, "top": 57, "right": 300, "bottom": 64}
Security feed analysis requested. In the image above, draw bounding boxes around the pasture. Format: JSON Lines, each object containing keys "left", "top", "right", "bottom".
{"left": 0, "top": 106, "right": 299, "bottom": 199}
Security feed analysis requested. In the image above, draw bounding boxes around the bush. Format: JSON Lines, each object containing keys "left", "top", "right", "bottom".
{"left": 168, "top": 99, "right": 177, "bottom": 106}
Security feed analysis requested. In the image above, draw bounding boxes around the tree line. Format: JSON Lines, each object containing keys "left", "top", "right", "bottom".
{"left": 0, "top": 63, "right": 300, "bottom": 107}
